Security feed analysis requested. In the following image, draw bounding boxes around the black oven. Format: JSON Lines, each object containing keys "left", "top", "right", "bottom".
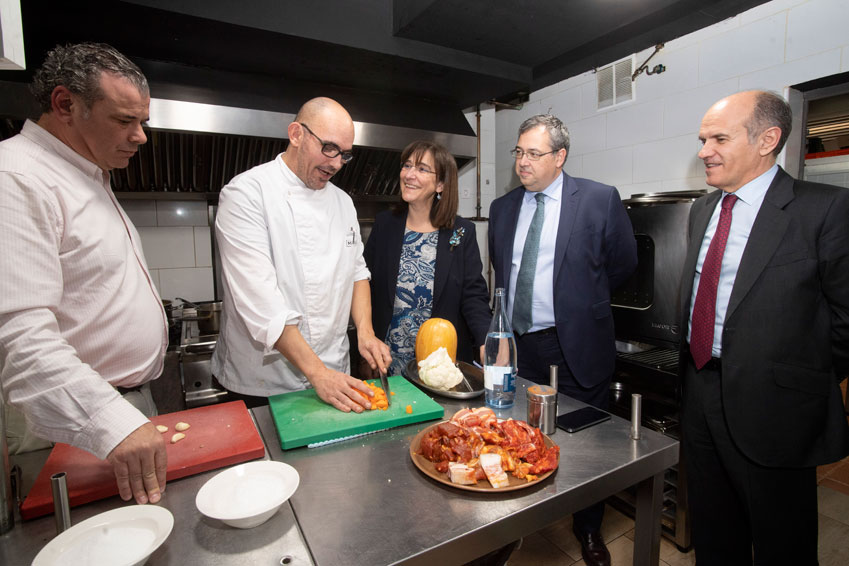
{"left": 608, "top": 190, "right": 706, "bottom": 551}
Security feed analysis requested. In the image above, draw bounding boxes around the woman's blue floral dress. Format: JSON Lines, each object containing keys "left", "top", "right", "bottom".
{"left": 385, "top": 230, "right": 438, "bottom": 377}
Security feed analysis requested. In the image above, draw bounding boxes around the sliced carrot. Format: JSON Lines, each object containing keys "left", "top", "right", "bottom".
{"left": 405, "top": 405, "right": 413, "bottom": 414}
{"left": 355, "top": 380, "right": 389, "bottom": 411}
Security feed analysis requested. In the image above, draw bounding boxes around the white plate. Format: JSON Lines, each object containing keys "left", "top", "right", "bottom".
{"left": 32, "top": 505, "right": 174, "bottom": 566}
{"left": 195, "top": 461, "right": 299, "bottom": 529}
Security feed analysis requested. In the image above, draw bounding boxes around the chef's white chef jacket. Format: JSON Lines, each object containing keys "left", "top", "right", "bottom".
{"left": 0, "top": 120, "right": 167, "bottom": 459}
{"left": 211, "top": 155, "right": 369, "bottom": 396}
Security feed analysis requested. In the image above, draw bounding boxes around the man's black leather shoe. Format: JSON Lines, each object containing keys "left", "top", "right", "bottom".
{"left": 572, "top": 525, "right": 611, "bottom": 566}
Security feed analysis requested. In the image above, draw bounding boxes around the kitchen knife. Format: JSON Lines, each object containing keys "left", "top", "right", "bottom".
{"left": 379, "top": 372, "right": 391, "bottom": 406}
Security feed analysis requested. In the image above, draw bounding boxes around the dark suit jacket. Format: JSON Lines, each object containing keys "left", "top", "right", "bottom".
{"left": 364, "top": 210, "right": 492, "bottom": 364}
{"left": 679, "top": 167, "right": 849, "bottom": 468}
{"left": 488, "top": 172, "right": 638, "bottom": 388}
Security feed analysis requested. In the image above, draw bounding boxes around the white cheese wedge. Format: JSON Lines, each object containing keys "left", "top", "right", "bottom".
{"left": 479, "top": 453, "right": 510, "bottom": 488}
{"left": 448, "top": 462, "right": 478, "bottom": 485}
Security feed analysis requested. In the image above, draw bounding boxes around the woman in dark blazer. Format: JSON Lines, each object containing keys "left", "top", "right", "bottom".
{"left": 363, "top": 140, "right": 491, "bottom": 378}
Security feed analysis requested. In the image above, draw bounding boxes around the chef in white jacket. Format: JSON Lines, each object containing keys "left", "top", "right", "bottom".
{"left": 212, "top": 97, "right": 392, "bottom": 412}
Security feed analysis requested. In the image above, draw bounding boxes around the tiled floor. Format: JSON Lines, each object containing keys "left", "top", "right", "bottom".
{"left": 508, "top": 384, "right": 849, "bottom": 565}
{"left": 506, "top": 486, "right": 849, "bottom": 566}
{"left": 818, "top": 441, "right": 849, "bottom": 496}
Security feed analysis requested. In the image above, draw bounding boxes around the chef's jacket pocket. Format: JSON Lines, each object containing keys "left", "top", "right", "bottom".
{"left": 262, "top": 350, "right": 285, "bottom": 364}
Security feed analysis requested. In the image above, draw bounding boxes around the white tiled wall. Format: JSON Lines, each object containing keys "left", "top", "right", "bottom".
{"left": 488, "top": 0, "right": 849, "bottom": 201}
{"left": 121, "top": 200, "right": 215, "bottom": 301}
{"left": 459, "top": 105, "right": 497, "bottom": 282}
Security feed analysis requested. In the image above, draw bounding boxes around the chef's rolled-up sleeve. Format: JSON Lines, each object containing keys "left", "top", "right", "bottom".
{"left": 216, "top": 178, "right": 302, "bottom": 351}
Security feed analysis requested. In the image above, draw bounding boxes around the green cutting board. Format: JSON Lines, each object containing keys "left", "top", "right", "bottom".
{"left": 268, "top": 375, "right": 444, "bottom": 449}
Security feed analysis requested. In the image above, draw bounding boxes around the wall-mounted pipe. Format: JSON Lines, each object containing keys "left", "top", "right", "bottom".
{"left": 476, "top": 105, "right": 482, "bottom": 219}
{"left": 632, "top": 43, "right": 665, "bottom": 81}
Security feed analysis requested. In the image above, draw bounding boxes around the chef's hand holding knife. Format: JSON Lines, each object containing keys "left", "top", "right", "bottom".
{"left": 357, "top": 332, "right": 391, "bottom": 379}
{"left": 106, "top": 422, "right": 167, "bottom": 505}
{"left": 348, "top": 278, "right": 392, "bottom": 405}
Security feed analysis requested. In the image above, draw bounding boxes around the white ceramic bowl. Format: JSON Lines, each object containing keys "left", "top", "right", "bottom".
{"left": 32, "top": 505, "right": 174, "bottom": 566}
{"left": 195, "top": 460, "right": 300, "bottom": 529}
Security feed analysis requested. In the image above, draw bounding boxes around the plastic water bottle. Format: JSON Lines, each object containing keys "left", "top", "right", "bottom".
{"left": 484, "top": 288, "right": 517, "bottom": 408}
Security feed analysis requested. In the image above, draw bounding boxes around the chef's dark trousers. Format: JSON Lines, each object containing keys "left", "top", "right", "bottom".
{"left": 682, "top": 358, "right": 818, "bottom": 566}
{"left": 516, "top": 328, "right": 608, "bottom": 535}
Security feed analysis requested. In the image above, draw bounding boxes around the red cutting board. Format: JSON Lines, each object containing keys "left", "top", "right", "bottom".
{"left": 21, "top": 400, "right": 265, "bottom": 520}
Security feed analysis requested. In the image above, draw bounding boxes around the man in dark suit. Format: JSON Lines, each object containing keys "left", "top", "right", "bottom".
{"left": 489, "top": 114, "right": 637, "bottom": 566}
{"left": 680, "top": 90, "right": 849, "bottom": 565}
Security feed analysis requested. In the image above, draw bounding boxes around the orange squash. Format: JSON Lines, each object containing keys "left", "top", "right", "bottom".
{"left": 415, "top": 318, "right": 457, "bottom": 363}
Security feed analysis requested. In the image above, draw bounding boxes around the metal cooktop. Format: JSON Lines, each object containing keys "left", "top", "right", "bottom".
{"left": 179, "top": 318, "right": 227, "bottom": 408}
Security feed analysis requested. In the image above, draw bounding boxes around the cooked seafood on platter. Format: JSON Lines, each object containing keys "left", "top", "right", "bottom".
{"left": 417, "top": 407, "right": 560, "bottom": 488}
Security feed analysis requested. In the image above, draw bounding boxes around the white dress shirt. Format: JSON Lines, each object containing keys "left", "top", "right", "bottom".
{"left": 507, "top": 173, "right": 563, "bottom": 332}
{"left": 212, "top": 156, "right": 369, "bottom": 396}
{"left": 0, "top": 120, "right": 167, "bottom": 459}
{"left": 688, "top": 165, "right": 777, "bottom": 357}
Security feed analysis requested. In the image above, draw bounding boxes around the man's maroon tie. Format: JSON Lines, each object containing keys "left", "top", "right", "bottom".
{"left": 690, "top": 193, "right": 738, "bottom": 369}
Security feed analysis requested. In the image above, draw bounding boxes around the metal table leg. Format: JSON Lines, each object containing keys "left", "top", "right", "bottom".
{"left": 633, "top": 471, "right": 663, "bottom": 566}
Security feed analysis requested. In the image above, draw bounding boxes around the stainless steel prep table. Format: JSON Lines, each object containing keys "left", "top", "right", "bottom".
{"left": 255, "top": 377, "right": 679, "bottom": 566}
{"left": 1, "top": 423, "right": 314, "bottom": 566}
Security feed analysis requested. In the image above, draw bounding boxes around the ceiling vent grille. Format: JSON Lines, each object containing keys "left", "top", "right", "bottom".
{"left": 597, "top": 56, "right": 634, "bottom": 109}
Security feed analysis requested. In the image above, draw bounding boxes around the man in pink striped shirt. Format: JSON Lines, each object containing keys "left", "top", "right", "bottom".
{"left": 0, "top": 43, "right": 168, "bottom": 505}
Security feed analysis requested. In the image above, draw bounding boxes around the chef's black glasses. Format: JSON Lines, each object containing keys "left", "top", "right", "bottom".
{"left": 298, "top": 122, "right": 354, "bottom": 163}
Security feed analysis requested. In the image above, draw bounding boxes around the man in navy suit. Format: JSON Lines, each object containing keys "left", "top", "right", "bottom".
{"left": 680, "top": 90, "right": 849, "bottom": 565}
{"left": 488, "top": 114, "right": 637, "bottom": 566}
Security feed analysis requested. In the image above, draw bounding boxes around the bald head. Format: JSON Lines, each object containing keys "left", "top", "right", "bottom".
{"left": 284, "top": 97, "right": 355, "bottom": 189}
{"left": 708, "top": 90, "right": 792, "bottom": 157}
{"left": 697, "top": 90, "right": 789, "bottom": 192}
{"left": 296, "top": 97, "right": 352, "bottom": 125}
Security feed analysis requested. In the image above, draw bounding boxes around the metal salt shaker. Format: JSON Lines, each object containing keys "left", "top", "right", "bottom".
{"left": 527, "top": 384, "right": 557, "bottom": 434}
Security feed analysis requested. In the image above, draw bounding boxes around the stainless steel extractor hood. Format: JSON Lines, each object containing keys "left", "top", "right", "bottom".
{"left": 0, "top": 83, "right": 476, "bottom": 206}
{"left": 111, "top": 98, "right": 476, "bottom": 202}
{"left": 147, "top": 98, "right": 476, "bottom": 157}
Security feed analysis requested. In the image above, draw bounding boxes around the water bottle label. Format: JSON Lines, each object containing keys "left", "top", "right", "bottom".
{"left": 484, "top": 366, "right": 515, "bottom": 392}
